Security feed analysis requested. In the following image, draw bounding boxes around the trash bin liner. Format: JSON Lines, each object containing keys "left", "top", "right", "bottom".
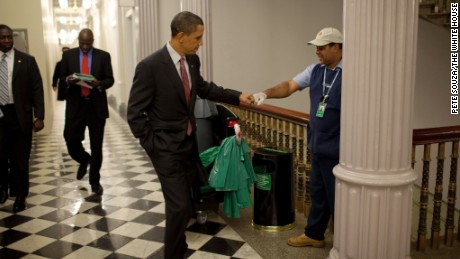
{"left": 252, "top": 147, "right": 295, "bottom": 231}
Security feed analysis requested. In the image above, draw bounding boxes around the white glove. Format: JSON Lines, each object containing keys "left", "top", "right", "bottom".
{"left": 253, "top": 92, "right": 267, "bottom": 106}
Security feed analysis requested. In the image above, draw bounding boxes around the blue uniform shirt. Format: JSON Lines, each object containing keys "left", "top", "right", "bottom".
{"left": 293, "top": 61, "right": 342, "bottom": 159}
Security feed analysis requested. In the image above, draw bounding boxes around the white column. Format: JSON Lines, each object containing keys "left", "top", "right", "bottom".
{"left": 180, "top": 0, "right": 212, "bottom": 80}
{"left": 137, "top": 0, "right": 159, "bottom": 60}
{"left": 329, "top": 1, "right": 419, "bottom": 259}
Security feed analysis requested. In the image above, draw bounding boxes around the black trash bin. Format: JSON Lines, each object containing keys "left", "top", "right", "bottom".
{"left": 252, "top": 147, "right": 295, "bottom": 231}
{"left": 194, "top": 102, "right": 239, "bottom": 224}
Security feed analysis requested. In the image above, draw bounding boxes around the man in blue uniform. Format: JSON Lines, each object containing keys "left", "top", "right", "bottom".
{"left": 253, "top": 27, "right": 343, "bottom": 248}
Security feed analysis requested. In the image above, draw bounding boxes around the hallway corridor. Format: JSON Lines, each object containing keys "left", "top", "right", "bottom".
{"left": 0, "top": 101, "right": 457, "bottom": 258}
{"left": 0, "top": 101, "right": 265, "bottom": 258}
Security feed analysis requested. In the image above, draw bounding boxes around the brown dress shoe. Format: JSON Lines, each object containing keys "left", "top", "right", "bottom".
{"left": 287, "top": 234, "right": 325, "bottom": 248}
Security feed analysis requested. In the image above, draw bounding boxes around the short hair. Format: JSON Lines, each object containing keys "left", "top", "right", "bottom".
{"left": 170, "top": 11, "right": 204, "bottom": 37}
{"left": 0, "top": 24, "right": 13, "bottom": 33}
{"left": 328, "top": 42, "right": 343, "bottom": 50}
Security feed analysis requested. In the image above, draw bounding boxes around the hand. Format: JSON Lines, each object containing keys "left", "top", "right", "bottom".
{"left": 239, "top": 93, "right": 254, "bottom": 105}
{"left": 67, "top": 75, "right": 79, "bottom": 84}
{"left": 253, "top": 92, "right": 267, "bottom": 105}
{"left": 87, "top": 79, "right": 100, "bottom": 88}
{"left": 52, "top": 86, "right": 57, "bottom": 92}
{"left": 33, "top": 119, "right": 44, "bottom": 132}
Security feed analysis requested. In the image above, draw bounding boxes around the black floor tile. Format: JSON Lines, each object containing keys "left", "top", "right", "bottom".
{"left": 137, "top": 226, "right": 165, "bottom": 242}
{"left": 198, "top": 236, "right": 245, "bottom": 256}
{"left": 131, "top": 212, "right": 165, "bottom": 225}
{"left": 38, "top": 209, "right": 75, "bottom": 222}
{"left": 0, "top": 229, "right": 30, "bottom": 246}
{"left": 37, "top": 223, "right": 80, "bottom": 239}
{"left": 0, "top": 247, "right": 28, "bottom": 258}
{"left": 86, "top": 217, "right": 126, "bottom": 232}
{"left": 33, "top": 240, "right": 83, "bottom": 258}
{"left": 186, "top": 220, "right": 227, "bottom": 236}
{"left": 87, "top": 233, "right": 133, "bottom": 251}
{"left": 0, "top": 215, "right": 34, "bottom": 228}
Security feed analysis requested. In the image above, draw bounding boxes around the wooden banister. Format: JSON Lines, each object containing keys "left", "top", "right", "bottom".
{"left": 413, "top": 126, "right": 460, "bottom": 145}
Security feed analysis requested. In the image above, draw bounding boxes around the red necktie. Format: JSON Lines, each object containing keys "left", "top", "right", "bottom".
{"left": 179, "top": 57, "right": 192, "bottom": 135}
{"left": 81, "top": 53, "right": 90, "bottom": 97}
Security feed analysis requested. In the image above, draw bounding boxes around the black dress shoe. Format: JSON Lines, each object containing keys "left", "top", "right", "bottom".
{"left": 77, "top": 160, "right": 89, "bottom": 180}
{"left": 91, "top": 184, "right": 103, "bottom": 195}
{"left": 0, "top": 188, "right": 8, "bottom": 204}
{"left": 13, "top": 196, "right": 26, "bottom": 213}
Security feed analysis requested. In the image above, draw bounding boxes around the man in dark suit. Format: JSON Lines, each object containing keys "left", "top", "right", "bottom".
{"left": 60, "top": 28, "right": 114, "bottom": 195}
{"left": 0, "top": 24, "right": 45, "bottom": 212}
{"left": 52, "top": 46, "right": 70, "bottom": 101}
{"left": 127, "top": 11, "right": 253, "bottom": 259}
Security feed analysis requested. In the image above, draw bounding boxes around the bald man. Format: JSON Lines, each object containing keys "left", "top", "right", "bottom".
{"left": 59, "top": 28, "right": 114, "bottom": 195}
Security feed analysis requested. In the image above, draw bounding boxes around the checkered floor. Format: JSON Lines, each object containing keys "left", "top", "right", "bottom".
{"left": 0, "top": 101, "right": 262, "bottom": 259}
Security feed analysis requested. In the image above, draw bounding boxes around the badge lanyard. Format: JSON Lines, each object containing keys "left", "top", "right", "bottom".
{"left": 316, "top": 66, "right": 341, "bottom": 118}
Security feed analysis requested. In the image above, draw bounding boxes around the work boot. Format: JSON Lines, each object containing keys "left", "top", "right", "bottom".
{"left": 287, "top": 234, "right": 325, "bottom": 248}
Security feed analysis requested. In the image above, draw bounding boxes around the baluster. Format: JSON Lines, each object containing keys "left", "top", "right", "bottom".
{"left": 278, "top": 120, "right": 284, "bottom": 149}
{"left": 260, "top": 114, "right": 267, "bottom": 146}
{"left": 249, "top": 111, "right": 256, "bottom": 147}
{"left": 272, "top": 118, "right": 278, "bottom": 148}
{"left": 296, "top": 163, "right": 305, "bottom": 213}
{"left": 431, "top": 142, "right": 445, "bottom": 249}
{"left": 284, "top": 121, "right": 290, "bottom": 150}
{"left": 266, "top": 116, "right": 272, "bottom": 147}
{"left": 241, "top": 109, "right": 249, "bottom": 141}
{"left": 417, "top": 144, "right": 431, "bottom": 251}
{"left": 255, "top": 113, "right": 262, "bottom": 148}
{"left": 298, "top": 126, "right": 305, "bottom": 165}
{"left": 292, "top": 124, "right": 299, "bottom": 163}
{"left": 445, "top": 140, "right": 459, "bottom": 246}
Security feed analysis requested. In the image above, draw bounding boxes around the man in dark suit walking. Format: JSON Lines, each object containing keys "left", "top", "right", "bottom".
{"left": 52, "top": 46, "right": 70, "bottom": 101}
{"left": 127, "top": 11, "right": 253, "bottom": 259}
{"left": 0, "top": 24, "right": 45, "bottom": 212}
{"left": 60, "top": 28, "right": 114, "bottom": 195}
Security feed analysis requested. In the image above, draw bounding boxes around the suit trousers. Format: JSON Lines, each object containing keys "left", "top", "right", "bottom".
{"left": 0, "top": 105, "right": 32, "bottom": 196}
{"left": 147, "top": 134, "right": 199, "bottom": 259}
{"left": 64, "top": 99, "right": 106, "bottom": 186}
{"left": 305, "top": 155, "right": 338, "bottom": 240}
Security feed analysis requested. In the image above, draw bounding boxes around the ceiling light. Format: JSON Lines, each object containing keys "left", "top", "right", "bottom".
{"left": 58, "top": 16, "right": 67, "bottom": 24}
{"left": 59, "top": 0, "right": 68, "bottom": 9}
{"left": 83, "top": 0, "right": 92, "bottom": 9}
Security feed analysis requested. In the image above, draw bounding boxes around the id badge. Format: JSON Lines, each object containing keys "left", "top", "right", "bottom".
{"left": 316, "top": 103, "right": 327, "bottom": 118}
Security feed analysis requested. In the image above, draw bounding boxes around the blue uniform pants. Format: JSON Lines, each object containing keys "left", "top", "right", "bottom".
{"left": 305, "top": 155, "right": 338, "bottom": 240}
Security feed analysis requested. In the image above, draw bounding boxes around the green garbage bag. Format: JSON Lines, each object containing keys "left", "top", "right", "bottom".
{"left": 199, "top": 145, "right": 220, "bottom": 168}
{"left": 204, "top": 135, "right": 256, "bottom": 218}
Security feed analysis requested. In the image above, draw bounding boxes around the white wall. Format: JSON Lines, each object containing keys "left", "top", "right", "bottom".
{"left": 414, "top": 19, "right": 455, "bottom": 128}
{"left": 1, "top": 0, "right": 56, "bottom": 135}
{"left": 211, "top": 0, "right": 343, "bottom": 114}
{"left": 158, "top": 0, "right": 181, "bottom": 46}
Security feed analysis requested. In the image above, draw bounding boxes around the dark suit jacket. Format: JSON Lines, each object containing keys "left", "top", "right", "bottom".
{"left": 11, "top": 49, "right": 45, "bottom": 133}
{"left": 59, "top": 48, "right": 114, "bottom": 119}
{"left": 52, "top": 60, "right": 66, "bottom": 100}
{"left": 127, "top": 46, "right": 241, "bottom": 149}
